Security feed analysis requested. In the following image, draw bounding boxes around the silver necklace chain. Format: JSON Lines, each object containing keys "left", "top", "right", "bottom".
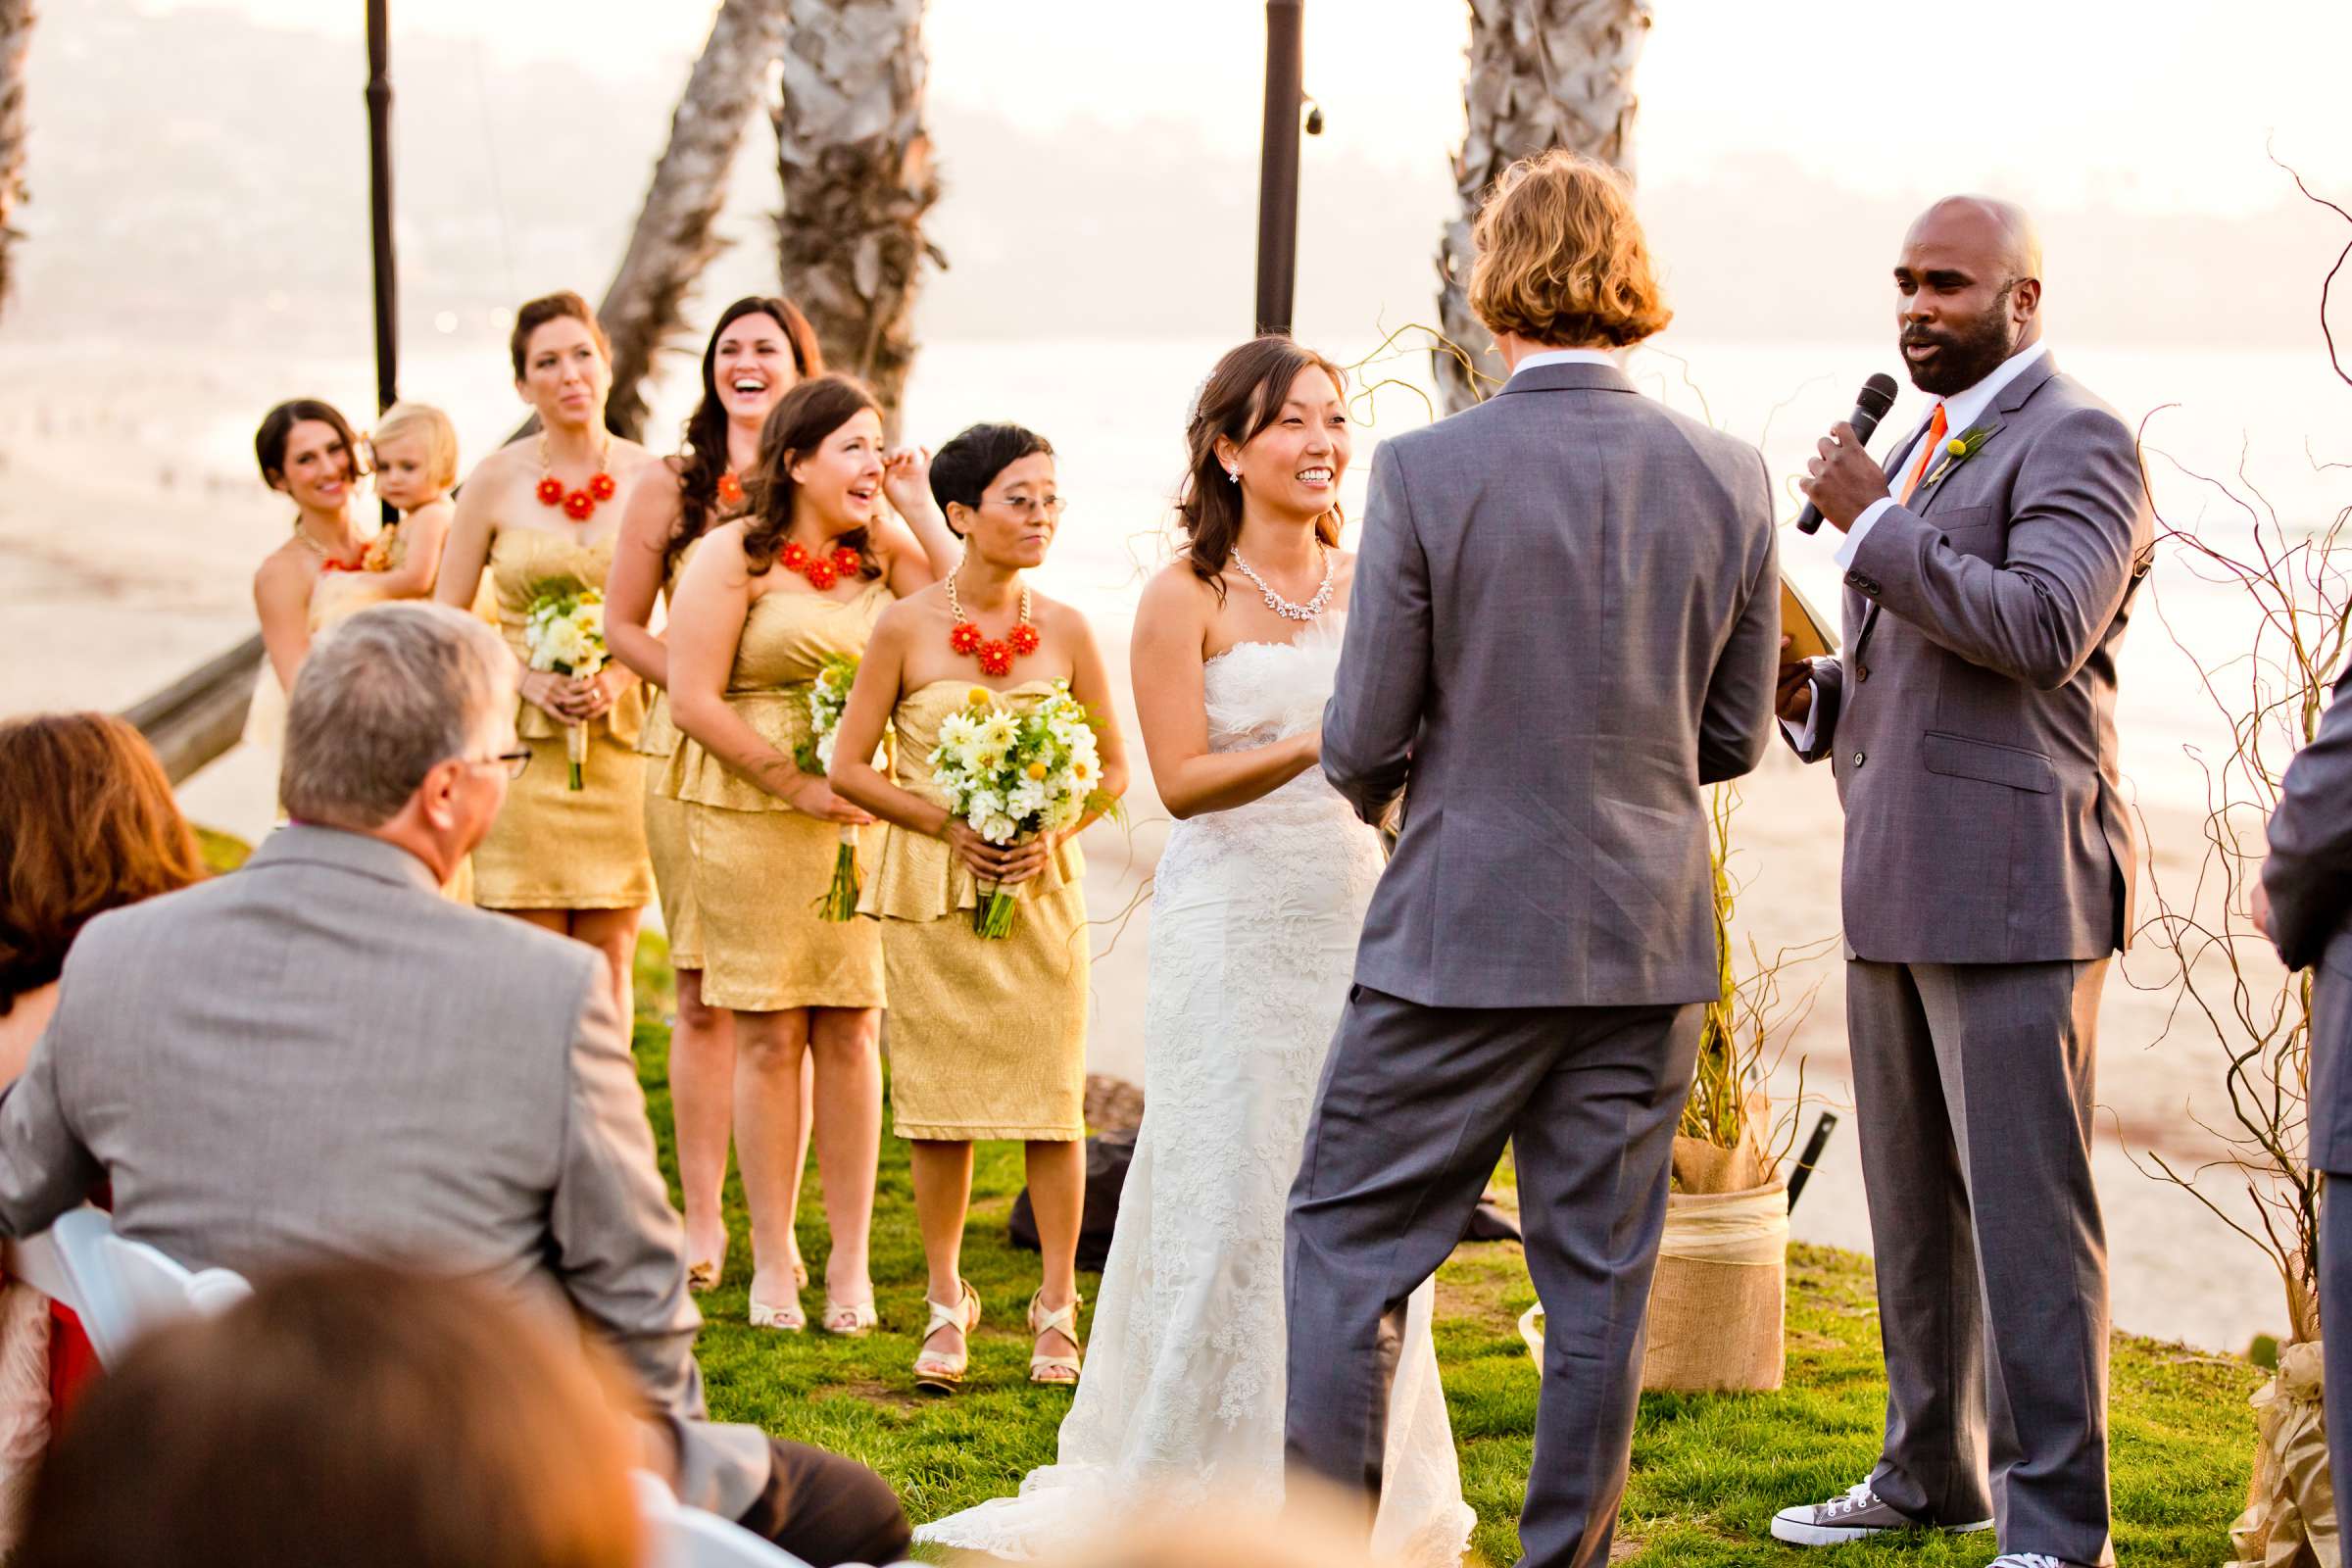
{"left": 1229, "top": 547, "right": 1333, "bottom": 622}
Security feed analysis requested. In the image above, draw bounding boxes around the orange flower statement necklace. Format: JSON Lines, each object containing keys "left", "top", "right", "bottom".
{"left": 945, "top": 570, "right": 1040, "bottom": 678}
{"left": 782, "top": 538, "right": 862, "bottom": 591}
{"left": 534, "top": 433, "right": 617, "bottom": 522}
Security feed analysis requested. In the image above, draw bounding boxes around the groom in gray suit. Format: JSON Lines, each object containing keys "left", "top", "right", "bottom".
{"left": 1771, "top": 198, "right": 2153, "bottom": 1568}
{"left": 1285, "top": 151, "right": 1781, "bottom": 1568}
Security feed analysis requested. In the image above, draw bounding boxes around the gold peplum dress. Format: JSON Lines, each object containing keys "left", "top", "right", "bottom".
{"left": 638, "top": 539, "right": 703, "bottom": 970}
{"left": 662, "top": 577, "right": 889, "bottom": 1013}
{"left": 472, "top": 529, "right": 655, "bottom": 911}
{"left": 860, "top": 679, "right": 1088, "bottom": 1143}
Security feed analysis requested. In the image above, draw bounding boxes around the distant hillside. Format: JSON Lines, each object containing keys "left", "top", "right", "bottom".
{"left": 9, "top": 0, "right": 2345, "bottom": 352}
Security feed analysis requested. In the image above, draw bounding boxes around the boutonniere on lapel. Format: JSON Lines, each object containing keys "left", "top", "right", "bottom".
{"left": 1919, "top": 421, "right": 1997, "bottom": 491}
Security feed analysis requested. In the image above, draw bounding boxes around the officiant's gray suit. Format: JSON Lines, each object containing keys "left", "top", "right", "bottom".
{"left": 0, "top": 825, "right": 906, "bottom": 1561}
{"left": 1788, "top": 351, "right": 2152, "bottom": 1567}
{"left": 1286, "top": 360, "right": 1781, "bottom": 1568}
{"left": 2260, "top": 660, "right": 2352, "bottom": 1520}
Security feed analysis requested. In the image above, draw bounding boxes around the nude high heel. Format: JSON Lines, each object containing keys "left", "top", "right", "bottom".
{"left": 1028, "top": 1290, "right": 1084, "bottom": 1387}
{"left": 913, "top": 1279, "right": 981, "bottom": 1396}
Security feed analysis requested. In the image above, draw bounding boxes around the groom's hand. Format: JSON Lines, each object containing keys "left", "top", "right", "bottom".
{"left": 1775, "top": 636, "right": 1814, "bottom": 724}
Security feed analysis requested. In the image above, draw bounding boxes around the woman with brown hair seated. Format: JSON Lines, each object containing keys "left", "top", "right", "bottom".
{"left": 16, "top": 1261, "right": 647, "bottom": 1568}
{"left": 0, "top": 711, "right": 206, "bottom": 1548}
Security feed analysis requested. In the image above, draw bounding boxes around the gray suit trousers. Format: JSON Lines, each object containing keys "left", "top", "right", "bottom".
{"left": 1846, "top": 957, "right": 2113, "bottom": 1566}
{"left": 1283, "top": 985, "right": 1699, "bottom": 1568}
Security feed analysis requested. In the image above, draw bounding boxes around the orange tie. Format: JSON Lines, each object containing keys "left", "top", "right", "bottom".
{"left": 1899, "top": 405, "right": 1949, "bottom": 504}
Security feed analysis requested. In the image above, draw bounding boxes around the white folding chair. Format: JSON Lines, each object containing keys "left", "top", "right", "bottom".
{"left": 633, "top": 1471, "right": 815, "bottom": 1568}
{"left": 4, "top": 1205, "right": 251, "bottom": 1366}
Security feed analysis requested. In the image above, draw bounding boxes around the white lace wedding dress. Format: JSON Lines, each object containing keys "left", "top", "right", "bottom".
{"left": 916, "top": 617, "right": 1474, "bottom": 1565}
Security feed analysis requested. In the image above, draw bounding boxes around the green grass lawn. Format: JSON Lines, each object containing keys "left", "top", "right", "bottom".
{"left": 629, "top": 937, "right": 2263, "bottom": 1566}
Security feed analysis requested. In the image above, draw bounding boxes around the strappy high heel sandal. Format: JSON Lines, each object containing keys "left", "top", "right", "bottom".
{"left": 821, "top": 1296, "right": 878, "bottom": 1337}
{"left": 747, "top": 1291, "right": 806, "bottom": 1332}
{"left": 1028, "top": 1290, "right": 1084, "bottom": 1387}
{"left": 913, "top": 1280, "right": 981, "bottom": 1396}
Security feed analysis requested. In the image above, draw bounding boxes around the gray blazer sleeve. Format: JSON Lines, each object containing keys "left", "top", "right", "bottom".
{"left": 548, "top": 955, "right": 708, "bottom": 1422}
{"left": 1321, "top": 439, "right": 1431, "bottom": 826}
{"left": 1845, "top": 406, "right": 2143, "bottom": 690}
{"left": 1697, "top": 466, "right": 1782, "bottom": 784}
{"left": 0, "top": 988, "right": 106, "bottom": 1239}
{"left": 2266, "top": 666, "right": 2352, "bottom": 971}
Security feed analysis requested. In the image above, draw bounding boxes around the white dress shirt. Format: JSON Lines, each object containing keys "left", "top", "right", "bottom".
{"left": 1786, "top": 339, "right": 2053, "bottom": 752}
{"left": 1508, "top": 347, "right": 1623, "bottom": 377}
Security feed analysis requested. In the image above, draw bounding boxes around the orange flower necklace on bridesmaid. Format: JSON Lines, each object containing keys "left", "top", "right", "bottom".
{"left": 782, "top": 540, "right": 862, "bottom": 591}
{"left": 945, "top": 569, "right": 1041, "bottom": 677}
{"left": 535, "top": 432, "right": 618, "bottom": 522}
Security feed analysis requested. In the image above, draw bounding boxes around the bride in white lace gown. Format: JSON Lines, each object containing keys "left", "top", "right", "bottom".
{"left": 917, "top": 340, "right": 1473, "bottom": 1566}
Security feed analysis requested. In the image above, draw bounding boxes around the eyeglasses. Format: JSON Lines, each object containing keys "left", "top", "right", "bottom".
{"left": 467, "top": 748, "right": 532, "bottom": 780}
{"left": 983, "top": 493, "right": 1068, "bottom": 520}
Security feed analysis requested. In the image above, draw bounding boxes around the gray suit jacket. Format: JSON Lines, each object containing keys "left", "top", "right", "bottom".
{"left": 1794, "top": 354, "right": 2153, "bottom": 964}
{"left": 0, "top": 826, "right": 769, "bottom": 1515}
{"left": 2264, "top": 663, "right": 2352, "bottom": 1172}
{"left": 1323, "top": 361, "right": 1781, "bottom": 1009}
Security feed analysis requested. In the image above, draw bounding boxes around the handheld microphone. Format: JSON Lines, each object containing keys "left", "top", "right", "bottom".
{"left": 1794, "top": 372, "right": 1901, "bottom": 535}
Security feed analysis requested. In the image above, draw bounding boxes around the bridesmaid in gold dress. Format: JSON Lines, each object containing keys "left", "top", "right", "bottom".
{"left": 608, "top": 297, "right": 826, "bottom": 1295}
{"left": 666, "top": 374, "right": 959, "bottom": 1334}
{"left": 830, "top": 422, "right": 1129, "bottom": 1395}
{"left": 249, "top": 399, "right": 372, "bottom": 698}
{"left": 435, "top": 292, "right": 662, "bottom": 1026}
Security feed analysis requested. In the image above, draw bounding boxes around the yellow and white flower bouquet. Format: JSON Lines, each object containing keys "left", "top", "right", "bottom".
{"left": 522, "top": 577, "right": 607, "bottom": 790}
{"left": 928, "top": 682, "right": 1115, "bottom": 939}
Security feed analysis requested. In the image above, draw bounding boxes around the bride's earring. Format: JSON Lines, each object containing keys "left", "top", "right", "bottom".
{"left": 1226, "top": 468, "right": 1239, "bottom": 484}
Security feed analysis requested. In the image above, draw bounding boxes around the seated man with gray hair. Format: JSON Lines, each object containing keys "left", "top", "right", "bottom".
{"left": 0, "top": 603, "right": 908, "bottom": 1565}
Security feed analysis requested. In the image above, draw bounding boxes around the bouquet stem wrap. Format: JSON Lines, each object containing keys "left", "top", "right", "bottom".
{"left": 564, "top": 721, "right": 587, "bottom": 791}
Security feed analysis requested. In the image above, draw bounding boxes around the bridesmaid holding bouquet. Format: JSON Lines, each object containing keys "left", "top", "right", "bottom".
{"left": 434, "top": 291, "right": 662, "bottom": 1026}
{"left": 830, "top": 422, "right": 1129, "bottom": 1396}
{"left": 664, "top": 374, "right": 956, "bottom": 1333}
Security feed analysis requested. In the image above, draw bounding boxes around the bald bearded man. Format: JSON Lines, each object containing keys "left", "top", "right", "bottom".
{"left": 1768, "top": 199, "right": 2153, "bottom": 1568}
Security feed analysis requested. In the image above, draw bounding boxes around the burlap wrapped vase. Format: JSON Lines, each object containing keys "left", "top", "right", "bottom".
{"left": 2227, "top": 1339, "right": 2338, "bottom": 1568}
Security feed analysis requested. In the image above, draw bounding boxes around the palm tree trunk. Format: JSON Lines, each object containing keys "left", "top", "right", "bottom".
{"left": 773, "top": 0, "right": 943, "bottom": 437}
{"left": 1434, "top": 0, "right": 1653, "bottom": 412}
{"left": 593, "top": 0, "right": 786, "bottom": 441}
{"left": 0, "top": 0, "right": 34, "bottom": 322}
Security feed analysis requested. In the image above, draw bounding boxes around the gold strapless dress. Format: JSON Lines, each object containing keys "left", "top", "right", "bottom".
{"left": 638, "top": 540, "right": 702, "bottom": 969}
{"left": 471, "top": 530, "right": 653, "bottom": 911}
{"left": 861, "top": 679, "right": 1087, "bottom": 1143}
{"left": 661, "top": 578, "right": 888, "bottom": 1012}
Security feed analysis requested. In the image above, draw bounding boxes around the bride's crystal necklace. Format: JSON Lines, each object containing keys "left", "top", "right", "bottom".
{"left": 1230, "top": 546, "right": 1334, "bottom": 622}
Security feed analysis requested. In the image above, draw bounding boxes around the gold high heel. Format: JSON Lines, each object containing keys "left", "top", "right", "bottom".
{"left": 913, "top": 1280, "right": 981, "bottom": 1396}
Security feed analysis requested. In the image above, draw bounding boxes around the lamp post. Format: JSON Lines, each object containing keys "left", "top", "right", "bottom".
{"left": 366, "top": 0, "right": 398, "bottom": 417}
{"left": 1252, "top": 0, "right": 1302, "bottom": 336}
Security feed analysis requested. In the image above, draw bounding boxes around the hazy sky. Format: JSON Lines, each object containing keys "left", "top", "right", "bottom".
{"left": 135, "top": 0, "right": 2352, "bottom": 215}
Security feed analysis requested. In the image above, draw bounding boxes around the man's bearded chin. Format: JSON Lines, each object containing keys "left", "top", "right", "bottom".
{"left": 1902, "top": 303, "right": 2019, "bottom": 397}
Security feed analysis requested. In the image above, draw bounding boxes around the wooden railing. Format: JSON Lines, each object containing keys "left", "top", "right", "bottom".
{"left": 122, "top": 633, "right": 265, "bottom": 785}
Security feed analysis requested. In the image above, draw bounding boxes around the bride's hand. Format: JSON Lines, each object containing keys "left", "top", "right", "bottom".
{"left": 1297, "top": 724, "right": 1323, "bottom": 765}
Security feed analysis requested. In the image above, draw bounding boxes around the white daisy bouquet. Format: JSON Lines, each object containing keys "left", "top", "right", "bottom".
{"left": 929, "top": 681, "right": 1115, "bottom": 939}
{"left": 523, "top": 577, "right": 608, "bottom": 790}
{"left": 794, "top": 654, "right": 863, "bottom": 922}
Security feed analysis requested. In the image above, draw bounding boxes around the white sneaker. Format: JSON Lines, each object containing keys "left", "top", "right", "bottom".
{"left": 1985, "top": 1557, "right": 2064, "bottom": 1568}
{"left": 1770, "top": 1481, "right": 1995, "bottom": 1546}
